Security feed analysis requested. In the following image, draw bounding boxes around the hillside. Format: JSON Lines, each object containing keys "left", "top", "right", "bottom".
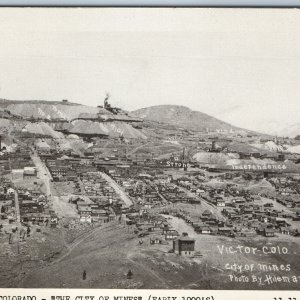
{"left": 0, "top": 99, "right": 148, "bottom": 139}
{"left": 0, "top": 100, "right": 267, "bottom": 141}
{"left": 67, "top": 120, "right": 147, "bottom": 139}
{"left": 6, "top": 102, "right": 103, "bottom": 121}
{"left": 0, "top": 98, "right": 83, "bottom": 108}
{"left": 251, "top": 141, "right": 286, "bottom": 152}
{"left": 132, "top": 105, "right": 244, "bottom": 133}
{"left": 24, "top": 122, "right": 64, "bottom": 139}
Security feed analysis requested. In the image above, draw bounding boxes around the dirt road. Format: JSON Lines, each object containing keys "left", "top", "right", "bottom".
{"left": 100, "top": 171, "right": 133, "bottom": 207}
{"left": 31, "top": 152, "right": 52, "bottom": 196}
{"left": 162, "top": 214, "right": 196, "bottom": 237}
{"left": 14, "top": 191, "right": 20, "bottom": 224}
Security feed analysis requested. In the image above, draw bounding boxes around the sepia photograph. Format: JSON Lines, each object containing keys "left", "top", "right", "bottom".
{"left": 0, "top": 7, "right": 299, "bottom": 290}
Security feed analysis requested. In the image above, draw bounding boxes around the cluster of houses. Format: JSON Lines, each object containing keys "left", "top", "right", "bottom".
{"left": 101, "top": 166, "right": 201, "bottom": 208}
{"left": 157, "top": 182, "right": 198, "bottom": 204}
{"left": 72, "top": 197, "right": 117, "bottom": 224}
{"left": 46, "top": 157, "right": 79, "bottom": 182}
{"left": 222, "top": 202, "right": 300, "bottom": 237}
{"left": 18, "top": 187, "right": 58, "bottom": 227}
{"left": 0, "top": 146, "right": 37, "bottom": 180}
{"left": 127, "top": 179, "right": 163, "bottom": 208}
{"left": 159, "top": 190, "right": 300, "bottom": 238}
{"left": 267, "top": 176, "right": 300, "bottom": 208}
{"left": 149, "top": 171, "right": 300, "bottom": 239}
{"left": 9, "top": 134, "right": 300, "bottom": 244}
{"left": 163, "top": 208, "right": 228, "bottom": 236}
{"left": 126, "top": 211, "right": 196, "bottom": 256}
{"left": 0, "top": 144, "right": 60, "bottom": 233}
{"left": 0, "top": 178, "right": 16, "bottom": 223}
{"left": 71, "top": 172, "right": 121, "bottom": 223}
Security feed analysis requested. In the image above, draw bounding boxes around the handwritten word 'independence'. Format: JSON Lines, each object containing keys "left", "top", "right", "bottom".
{"left": 231, "top": 164, "right": 287, "bottom": 171}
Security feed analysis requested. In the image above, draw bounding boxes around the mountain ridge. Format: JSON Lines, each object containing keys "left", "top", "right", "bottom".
{"left": 0, "top": 99, "right": 272, "bottom": 137}
{"left": 131, "top": 104, "right": 247, "bottom": 133}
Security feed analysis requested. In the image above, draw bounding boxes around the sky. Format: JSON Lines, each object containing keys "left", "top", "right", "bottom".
{"left": 1, "top": 8, "right": 300, "bottom": 136}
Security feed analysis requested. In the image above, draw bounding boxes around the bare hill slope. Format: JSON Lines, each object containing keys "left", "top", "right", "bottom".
{"left": 6, "top": 102, "right": 103, "bottom": 121}
{"left": 132, "top": 105, "right": 243, "bottom": 132}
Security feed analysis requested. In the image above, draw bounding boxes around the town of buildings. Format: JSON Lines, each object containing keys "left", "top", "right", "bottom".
{"left": 0, "top": 100, "right": 300, "bottom": 289}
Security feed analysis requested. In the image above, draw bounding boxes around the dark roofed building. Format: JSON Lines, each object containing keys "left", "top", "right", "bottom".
{"left": 173, "top": 233, "right": 195, "bottom": 257}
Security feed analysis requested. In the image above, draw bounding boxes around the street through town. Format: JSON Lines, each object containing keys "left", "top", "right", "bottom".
{"left": 31, "top": 151, "right": 52, "bottom": 197}
{"left": 99, "top": 171, "right": 133, "bottom": 207}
